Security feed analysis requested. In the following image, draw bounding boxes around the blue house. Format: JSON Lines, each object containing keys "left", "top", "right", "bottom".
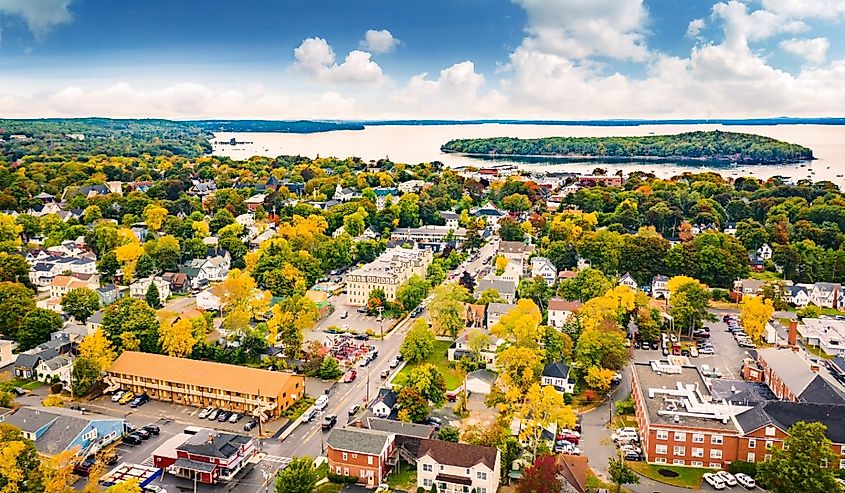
{"left": 4, "top": 407, "right": 125, "bottom": 456}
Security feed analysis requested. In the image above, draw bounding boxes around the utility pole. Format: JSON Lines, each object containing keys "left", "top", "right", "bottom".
{"left": 377, "top": 306, "right": 384, "bottom": 339}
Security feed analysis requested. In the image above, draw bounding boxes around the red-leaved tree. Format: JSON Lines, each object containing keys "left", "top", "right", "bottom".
{"left": 516, "top": 455, "right": 562, "bottom": 493}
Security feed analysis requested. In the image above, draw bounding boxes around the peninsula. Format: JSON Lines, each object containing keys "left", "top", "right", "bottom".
{"left": 440, "top": 130, "right": 814, "bottom": 165}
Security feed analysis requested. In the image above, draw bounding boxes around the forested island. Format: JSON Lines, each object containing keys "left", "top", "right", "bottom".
{"left": 440, "top": 131, "right": 814, "bottom": 164}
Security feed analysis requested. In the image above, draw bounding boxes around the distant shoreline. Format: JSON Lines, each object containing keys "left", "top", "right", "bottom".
{"left": 440, "top": 150, "right": 813, "bottom": 166}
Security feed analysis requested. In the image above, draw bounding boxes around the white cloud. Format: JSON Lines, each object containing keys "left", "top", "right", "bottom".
{"left": 712, "top": 0, "right": 807, "bottom": 47}
{"left": 0, "top": 0, "right": 73, "bottom": 39}
{"left": 686, "top": 18, "right": 705, "bottom": 38}
{"left": 780, "top": 37, "right": 830, "bottom": 64}
{"left": 292, "top": 37, "right": 386, "bottom": 86}
{"left": 513, "top": 0, "right": 650, "bottom": 61}
{"left": 761, "top": 0, "right": 845, "bottom": 20}
{"left": 360, "top": 29, "right": 399, "bottom": 54}
{"left": 392, "top": 61, "right": 506, "bottom": 117}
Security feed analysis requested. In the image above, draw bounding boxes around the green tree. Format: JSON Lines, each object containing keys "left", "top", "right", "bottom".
{"left": 429, "top": 283, "right": 468, "bottom": 337}
{"left": 401, "top": 363, "right": 447, "bottom": 406}
{"left": 317, "top": 357, "right": 343, "bottom": 380}
{"left": 274, "top": 456, "right": 318, "bottom": 493}
{"left": 618, "top": 227, "right": 670, "bottom": 285}
{"left": 18, "top": 308, "right": 63, "bottom": 351}
{"left": 0, "top": 252, "right": 34, "bottom": 288}
{"left": 135, "top": 253, "right": 156, "bottom": 278}
{"left": 668, "top": 279, "right": 714, "bottom": 335}
{"left": 558, "top": 267, "right": 612, "bottom": 302}
{"left": 71, "top": 357, "right": 102, "bottom": 397}
{"left": 0, "top": 423, "right": 45, "bottom": 493}
{"left": 608, "top": 457, "right": 640, "bottom": 493}
{"left": 757, "top": 421, "right": 841, "bottom": 493}
{"left": 102, "top": 297, "right": 160, "bottom": 353}
{"left": 437, "top": 426, "right": 460, "bottom": 442}
{"left": 0, "top": 281, "right": 35, "bottom": 339}
{"left": 400, "top": 318, "right": 436, "bottom": 363}
{"left": 145, "top": 283, "right": 162, "bottom": 309}
{"left": 736, "top": 218, "right": 769, "bottom": 251}
{"left": 498, "top": 217, "right": 525, "bottom": 242}
{"left": 396, "top": 275, "right": 430, "bottom": 312}
{"left": 476, "top": 289, "right": 504, "bottom": 305}
{"left": 397, "top": 387, "right": 429, "bottom": 423}
{"left": 61, "top": 287, "right": 101, "bottom": 323}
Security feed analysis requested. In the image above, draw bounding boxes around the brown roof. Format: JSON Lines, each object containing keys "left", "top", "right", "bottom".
{"left": 418, "top": 439, "right": 498, "bottom": 469}
{"left": 108, "top": 351, "right": 301, "bottom": 399}
{"left": 547, "top": 298, "right": 582, "bottom": 312}
{"left": 557, "top": 454, "right": 588, "bottom": 493}
{"left": 558, "top": 270, "right": 578, "bottom": 279}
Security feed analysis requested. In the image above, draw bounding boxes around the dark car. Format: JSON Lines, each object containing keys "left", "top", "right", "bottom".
{"left": 354, "top": 333, "right": 370, "bottom": 341}
{"left": 356, "top": 307, "right": 368, "bottom": 313}
{"left": 73, "top": 456, "right": 97, "bottom": 476}
{"left": 123, "top": 434, "right": 142, "bottom": 446}
{"left": 623, "top": 451, "right": 643, "bottom": 461}
{"left": 135, "top": 428, "right": 151, "bottom": 440}
{"left": 130, "top": 393, "right": 150, "bottom": 408}
{"left": 244, "top": 420, "right": 258, "bottom": 432}
{"left": 143, "top": 425, "right": 160, "bottom": 435}
{"left": 104, "top": 453, "right": 120, "bottom": 466}
{"left": 425, "top": 416, "right": 442, "bottom": 429}
{"left": 321, "top": 415, "right": 338, "bottom": 430}
{"left": 217, "top": 410, "right": 232, "bottom": 422}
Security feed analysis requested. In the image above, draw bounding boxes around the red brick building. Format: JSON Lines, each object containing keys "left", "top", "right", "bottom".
{"left": 327, "top": 427, "right": 394, "bottom": 486}
{"left": 154, "top": 431, "right": 257, "bottom": 484}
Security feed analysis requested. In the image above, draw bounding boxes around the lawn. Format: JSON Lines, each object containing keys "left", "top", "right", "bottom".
{"left": 627, "top": 462, "right": 714, "bottom": 489}
{"left": 387, "top": 460, "right": 417, "bottom": 490}
{"left": 749, "top": 270, "right": 783, "bottom": 281}
{"left": 805, "top": 344, "right": 834, "bottom": 360}
{"left": 0, "top": 378, "right": 44, "bottom": 392}
{"left": 393, "top": 339, "right": 463, "bottom": 390}
{"left": 281, "top": 395, "right": 316, "bottom": 420}
{"left": 585, "top": 469, "right": 631, "bottom": 493}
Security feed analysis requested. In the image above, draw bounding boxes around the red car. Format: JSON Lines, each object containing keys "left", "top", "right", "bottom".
{"left": 343, "top": 370, "right": 357, "bottom": 383}
{"left": 556, "top": 432, "right": 580, "bottom": 445}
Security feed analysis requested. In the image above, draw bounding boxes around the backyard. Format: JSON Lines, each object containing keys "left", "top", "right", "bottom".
{"left": 626, "top": 462, "right": 713, "bottom": 489}
{"left": 386, "top": 460, "right": 417, "bottom": 490}
{"left": 393, "top": 339, "right": 464, "bottom": 390}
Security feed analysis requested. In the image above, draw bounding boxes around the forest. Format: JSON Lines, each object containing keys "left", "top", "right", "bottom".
{"left": 440, "top": 130, "right": 814, "bottom": 164}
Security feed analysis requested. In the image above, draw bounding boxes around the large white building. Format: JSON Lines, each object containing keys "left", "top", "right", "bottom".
{"left": 417, "top": 439, "right": 501, "bottom": 493}
{"left": 346, "top": 246, "right": 433, "bottom": 306}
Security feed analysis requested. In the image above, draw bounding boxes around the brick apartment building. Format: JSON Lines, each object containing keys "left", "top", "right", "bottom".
{"left": 327, "top": 427, "right": 395, "bottom": 486}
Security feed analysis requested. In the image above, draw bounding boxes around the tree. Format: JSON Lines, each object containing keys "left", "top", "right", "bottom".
{"left": 159, "top": 317, "right": 198, "bottom": 357}
{"left": 42, "top": 449, "right": 77, "bottom": 493}
{"left": 761, "top": 281, "right": 790, "bottom": 311}
{"left": 115, "top": 228, "right": 144, "bottom": 282}
{"left": 518, "top": 384, "right": 576, "bottom": 460}
{"left": 400, "top": 319, "right": 436, "bottom": 363}
{"left": 516, "top": 455, "right": 563, "bottom": 493}
{"left": 396, "top": 275, "right": 430, "bottom": 312}
{"left": 0, "top": 423, "right": 44, "bottom": 493}
{"left": 757, "top": 421, "right": 840, "bottom": 493}
{"left": 0, "top": 252, "right": 33, "bottom": 288}
{"left": 17, "top": 308, "right": 63, "bottom": 351}
{"left": 61, "top": 287, "right": 101, "bottom": 323}
{"left": 104, "top": 480, "right": 142, "bottom": 493}
{"left": 429, "top": 283, "right": 468, "bottom": 337}
{"left": 498, "top": 217, "right": 525, "bottom": 241}
{"left": 275, "top": 456, "right": 318, "bottom": 493}
{"left": 401, "top": 363, "right": 447, "bottom": 406}
{"left": 741, "top": 295, "right": 775, "bottom": 343}
{"left": 149, "top": 235, "right": 181, "bottom": 272}
{"left": 145, "top": 283, "right": 162, "bottom": 309}
{"left": 491, "top": 299, "right": 543, "bottom": 348}
{"left": 558, "top": 268, "right": 612, "bottom": 302}
{"left": 71, "top": 357, "right": 102, "bottom": 397}
{"left": 584, "top": 366, "right": 615, "bottom": 393}
{"left": 494, "top": 255, "right": 508, "bottom": 275}
{"left": 102, "top": 297, "right": 160, "bottom": 352}
{"left": 437, "top": 426, "right": 460, "bottom": 442}
{"left": 608, "top": 457, "right": 640, "bottom": 493}
{"left": 397, "top": 387, "right": 429, "bottom": 423}
{"left": 78, "top": 329, "right": 116, "bottom": 370}
{"left": 468, "top": 329, "right": 491, "bottom": 361}
{"left": 143, "top": 204, "right": 169, "bottom": 231}
{"left": 668, "top": 277, "right": 714, "bottom": 335}
{"left": 461, "top": 421, "right": 506, "bottom": 447}
{"left": 502, "top": 193, "right": 531, "bottom": 212}
{"left": 317, "top": 357, "right": 342, "bottom": 380}
{"left": 0, "top": 281, "right": 34, "bottom": 339}
{"left": 476, "top": 289, "right": 504, "bottom": 305}
{"left": 541, "top": 327, "right": 572, "bottom": 364}
{"left": 367, "top": 288, "right": 388, "bottom": 314}
{"left": 0, "top": 213, "right": 23, "bottom": 252}
{"left": 574, "top": 327, "right": 628, "bottom": 370}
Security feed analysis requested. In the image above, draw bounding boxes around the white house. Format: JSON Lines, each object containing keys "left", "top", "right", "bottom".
{"left": 810, "top": 282, "right": 843, "bottom": 309}
{"left": 439, "top": 211, "right": 459, "bottom": 230}
{"left": 787, "top": 285, "right": 810, "bottom": 307}
{"left": 398, "top": 179, "right": 425, "bottom": 193}
{"left": 35, "top": 355, "right": 72, "bottom": 387}
{"left": 530, "top": 257, "right": 557, "bottom": 286}
{"left": 541, "top": 361, "right": 575, "bottom": 394}
{"left": 130, "top": 276, "right": 171, "bottom": 304}
{"left": 417, "top": 440, "right": 501, "bottom": 493}
{"left": 757, "top": 243, "right": 773, "bottom": 260}
{"left": 651, "top": 275, "right": 670, "bottom": 300}
{"left": 196, "top": 290, "right": 222, "bottom": 311}
{"left": 618, "top": 272, "right": 638, "bottom": 291}
{"left": 485, "top": 303, "right": 515, "bottom": 330}
{"left": 447, "top": 330, "right": 505, "bottom": 369}
{"left": 724, "top": 222, "right": 738, "bottom": 236}
{"left": 547, "top": 298, "right": 582, "bottom": 328}
{"left": 371, "top": 388, "right": 397, "bottom": 419}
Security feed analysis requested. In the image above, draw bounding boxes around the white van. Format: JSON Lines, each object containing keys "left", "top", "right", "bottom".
{"left": 315, "top": 394, "right": 329, "bottom": 411}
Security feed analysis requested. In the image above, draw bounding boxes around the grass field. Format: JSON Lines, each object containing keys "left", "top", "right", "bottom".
{"left": 627, "top": 462, "right": 714, "bottom": 489}
{"left": 387, "top": 460, "right": 417, "bottom": 490}
{"left": 394, "top": 339, "right": 463, "bottom": 390}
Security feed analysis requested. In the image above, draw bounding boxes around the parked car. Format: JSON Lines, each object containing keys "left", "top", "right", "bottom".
{"left": 243, "top": 420, "right": 258, "bottom": 432}
{"left": 73, "top": 456, "right": 97, "bottom": 476}
{"left": 689, "top": 347, "right": 699, "bottom": 357}
{"left": 389, "top": 358, "right": 400, "bottom": 368}
{"left": 716, "top": 471, "right": 737, "bottom": 487}
{"left": 622, "top": 451, "right": 642, "bottom": 461}
{"left": 426, "top": 416, "right": 442, "bottom": 429}
{"left": 135, "top": 429, "right": 151, "bottom": 440}
{"left": 322, "top": 415, "right": 337, "bottom": 430}
{"left": 703, "top": 472, "right": 726, "bottom": 490}
{"left": 217, "top": 410, "right": 232, "bottom": 422}
{"left": 123, "top": 434, "right": 142, "bottom": 446}
{"left": 303, "top": 408, "right": 318, "bottom": 422}
{"left": 611, "top": 428, "right": 639, "bottom": 443}
{"left": 198, "top": 407, "right": 213, "bottom": 419}
{"left": 735, "top": 473, "right": 756, "bottom": 489}
{"left": 229, "top": 412, "right": 243, "bottom": 423}
{"left": 111, "top": 390, "right": 125, "bottom": 402}
{"left": 343, "top": 370, "right": 357, "bottom": 383}
{"left": 348, "top": 405, "right": 360, "bottom": 416}
{"left": 354, "top": 333, "right": 370, "bottom": 341}
{"left": 359, "top": 357, "right": 371, "bottom": 367}
{"left": 207, "top": 408, "right": 220, "bottom": 421}
{"left": 143, "top": 424, "right": 160, "bottom": 435}
{"left": 356, "top": 307, "right": 368, "bottom": 313}
{"left": 340, "top": 311, "right": 348, "bottom": 319}
{"left": 118, "top": 391, "right": 135, "bottom": 405}
{"left": 698, "top": 346, "right": 716, "bottom": 355}
{"left": 144, "top": 486, "right": 168, "bottom": 493}
{"left": 380, "top": 369, "right": 390, "bottom": 379}
{"left": 557, "top": 432, "right": 580, "bottom": 444}
{"left": 130, "top": 393, "right": 150, "bottom": 408}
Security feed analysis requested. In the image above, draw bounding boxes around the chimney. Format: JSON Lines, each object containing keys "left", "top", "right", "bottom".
{"left": 788, "top": 320, "right": 798, "bottom": 347}
{"left": 810, "top": 364, "right": 820, "bottom": 373}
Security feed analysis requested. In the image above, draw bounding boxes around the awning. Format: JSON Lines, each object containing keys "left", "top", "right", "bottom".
{"left": 435, "top": 473, "right": 473, "bottom": 486}
{"left": 171, "top": 458, "right": 217, "bottom": 474}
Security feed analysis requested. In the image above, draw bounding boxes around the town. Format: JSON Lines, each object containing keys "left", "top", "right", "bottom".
{"left": 1, "top": 122, "right": 845, "bottom": 493}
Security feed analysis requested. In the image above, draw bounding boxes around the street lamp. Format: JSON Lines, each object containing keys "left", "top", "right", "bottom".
{"left": 608, "top": 392, "right": 613, "bottom": 425}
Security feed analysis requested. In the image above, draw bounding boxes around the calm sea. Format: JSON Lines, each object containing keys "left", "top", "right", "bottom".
{"left": 212, "top": 124, "right": 845, "bottom": 184}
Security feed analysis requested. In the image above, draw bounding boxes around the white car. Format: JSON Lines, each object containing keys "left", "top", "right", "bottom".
{"left": 111, "top": 390, "right": 125, "bottom": 402}
{"left": 198, "top": 406, "right": 213, "bottom": 419}
{"left": 698, "top": 346, "right": 716, "bottom": 355}
{"left": 716, "top": 471, "right": 737, "bottom": 486}
{"left": 703, "top": 472, "right": 726, "bottom": 490}
{"left": 611, "top": 428, "right": 639, "bottom": 442}
{"left": 144, "top": 486, "right": 167, "bottom": 493}
{"left": 619, "top": 444, "right": 642, "bottom": 455}
{"left": 735, "top": 473, "right": 756, "bottom": 489}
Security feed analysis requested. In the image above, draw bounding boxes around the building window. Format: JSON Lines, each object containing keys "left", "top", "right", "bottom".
{"left": 692, "top": 448, "right": 704, "bottom": 458}
{"left": 656, "top": 445, "right": 668, "bottom": 455}
{"left": 368, "top": 456, "right": 373, "bottom": 465}
{"left": 477, "top": 471, "right": 487, "bottom": 480}
{"left": 656, "top": 430, "right": 668, "bottom": 440}
{"left": 692, "top": 434, "right": 704, "bottom": 443}
{"left": 673, "top": 446, "right": 685, "bottom": 456}
{"left": 673, "top": 459, "right": 685, "bottom": 465}
{"left": 747, "top": 453, "right": 756, "bottom": 462}
{"left": 352, "top": 454, "right": 357, "bottom": 459}
{"left": 343, "top": 468, "right": 349, "bottom": 476}
{"left": 765, "top": 426, "right": 776, "bottom": 437}
{"left": 423, "top": 464, "right": 433, "bottom": 472}
{"left": 839, "top": 459, "right": 845, "bottom": 469}
{"left": 674, "top": 432, "right": 686, "bottom": 442}
{"left": 478, "top": 489, "right": 486, "bottom": 493}
{"left": 709, "top": 463, "right": 722, "bottom": 469}
{"left": 423, "top": 479, "right": 432, "bottom": 487}
{"left": 439, "top": 483, "right": 446, "bottom": 490}
{"left": 360, "top": 470, "right": 366, "bottom": 477}
{"left": 708, "top": 449, "right": 722, "bottom": 459}
{"left": 711, "top": 435, "right": 724, "bottom": 445}
{"left": 765, "top": 440, "right": 773, "bottom": 449}
{"left": 342, "top": 453, "right": 347, "bottom": 461}
{"left": 748, "top": 439, "right": 756, "bottom": 449}
{"left": 655, "top": 457, "right": 667, "bottom": 464}
{"left": 691, "top": 461, "right": 704, "bottom": 467}
{"left": 336, "top": 466, "right": 341, "bottom": 475}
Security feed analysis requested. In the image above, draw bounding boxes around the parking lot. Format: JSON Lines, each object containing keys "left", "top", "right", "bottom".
{"left": 310, "top": 293, "right": 394, "bottom": 341}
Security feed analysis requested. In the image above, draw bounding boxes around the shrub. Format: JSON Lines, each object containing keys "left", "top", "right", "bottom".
{"left": 711, "top": 288, "right": 729, "bottom": 301}
{"left": 42, "top": 394, "right": 66, "bottom": 407}
{"left": 615, "top": 396, "right": 635, "bottom": 415}
{"left": 728, "top": 461, "right": 758, "bottom": 477}
{"left": 581, "top": 389, "right": 598, "bottom": 402}
{"left": 327, "top": 473, "right": 358, "bottom": 484}
{"left": 563, "top": 393, "right": 574, "bottom": 405}
{"left": 50, "top": 382, "right": 64, "bottom": 394}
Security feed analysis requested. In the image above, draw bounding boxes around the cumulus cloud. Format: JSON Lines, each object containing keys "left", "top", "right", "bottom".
{"left": 780, "top": 37, "right": 830, "bottom": 64}
{"left": 0, "top": 0, "right": 73, "bottom": 39}
{"left": 292, "top": 37, "right": 386, "bottom": 85}
{"left": 761, "top": 0, "right": 845, "bottom": 20}
{"left": 360, "top": 29, "right": 399, "bottom": 54}
{"left": 686, "top": 18, "right": 705, "bottom": 38}
{"left": 392, "top": 61, "right": 506, "bottom": 117}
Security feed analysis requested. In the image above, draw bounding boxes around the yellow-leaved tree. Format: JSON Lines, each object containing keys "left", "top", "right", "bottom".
{"left": 666, "top": 275, "right": 703, "bottom": 297}
{"left": 42, "top": 449, "right": 77, "bottom": 493}
{"left": 79, "top": 329, "right": 116, "bottom": 370}
{"left": 191, "top": 220, "right": 209, "bottom": 238}
{"left": 143, "top": 204, "right": 169, "bottom": 231}
{"left": 584, "top": 366, "right": 616, "bottom": 393}
{"left": 518, "top": 383, "right": 576, "bottom": 461}
{"left": 104, "top": 479, "right": 142, "bottom": 493}
{"left": 491, "top": 299, "right": 543, "bottom": 348}
{"left": 494, "top": 255, "right": 508, "bottom": 275}
{"left": 213, "top": 269, "right": 257, "bottom": 313}
{"left": 159, "top": 317, "right": 198, "bottom": 357}
{"left": 115, "top": 228, "right": 143, "bottom": 282}
{"left": 741, "top": 295, "right": 775, "bottom": 343}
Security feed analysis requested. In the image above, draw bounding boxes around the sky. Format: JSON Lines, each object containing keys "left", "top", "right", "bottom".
{"left": 0, "top": 0, "right": 844, "bottom": 119}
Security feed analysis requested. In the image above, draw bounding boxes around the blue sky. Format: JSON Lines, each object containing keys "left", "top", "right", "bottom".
{"left": 1, "top": 0, "right": 844, "bottom": 118}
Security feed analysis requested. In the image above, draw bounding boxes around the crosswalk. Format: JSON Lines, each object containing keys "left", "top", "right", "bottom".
{"left": 140, "top": 457, "right": 154, "bottom": 467}
{"left": 262, "top": 455, "right": 292, "bottom": 468}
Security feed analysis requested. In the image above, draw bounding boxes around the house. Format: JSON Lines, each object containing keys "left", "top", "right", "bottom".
{"left": 618, "top": 272, "right": 638, "bottom": 291}
{"left": 197, "top": 290, "right": 222, "bottom": 311}
{"left": 757, "top": 243, "right": 773, "bottom": 260}
{"left": 165, "top": 432, "right": 257, "bottom": 484}
{"left": 810, "top": 282, "right": 844, "bottom": 309}
{"left": 471, "top": 202, "right": 506, "bottom": 231}
{"left": 795, "top": 318, "right": 845, "bottom": 357}
{"left": 465, "top": 369, "right": 496, "bottom": 395}
{"left": 557, "top": 454, "right": 588, "bottom": 493}
{"left": 439, "top": 211, "right": 459, "bottom": 230}
{"left": 327, "top": 427, "right": 394, "bottom": 486}
{"left": 0, "top": 339, "right": 14, "bottom": 368}
{"left": 51, "top": 323, "right": 92, "bottom": 344}
{"left": 371, "top": 388, "right": 397, "bottom": 419}
{"left": 49, "top": 273, "right": 100, "bottom": 300}
{"left": 485, "top": 302, "right": 515, "bottom": 330}
{"left": 35, "top": 355, "right": 72, "bottom": 387}
{"left": 4, "top": 407, "right": 125, "bottom": 456}
{"left": 398, "top": 180, "right": 426, "bottom": 193}
{"left": 96, "top": 284, "right": 125, "bottom": 307}
{"left": 733, "top": 279, "right": 766, "bottom": 298}
{"left": 13, "top": 340, "right": 73, "bottom": 380}
{"left": 188, "top": 180, "right": 217, "bottom": 197}
{"left": 447, "top": 330, "right": 505, "bottom": 368}
{"left": 723, "top": 222, "right": 738, "bottom": 236}
{"left": 334, "top": 183, "right": 359, "bottom": 202}
{"left": 475, "top": 279, "right": 516, "bottom": 303}
{"left": 651, "top": 275, "right": 670, "bottom": 300}
{"left": 161, "top": 272, "right": 191, "bottom": 294}
{"left": 129, "top": 276, "right": 171, "bottom": 304}
{"left": 372, "top": 187, "right": 399, "bottom": 210}
{"left": 558, "top": 270, "right": 578, "bottom": 282}
{"left": 498, "top": 241, "right": 535, "bottom": 271}
{"left": 748, "top": 253, "right": 766, "bottom": 272}
{"left": 464, "top": 304, "right": 486, "bottom": 328}
{"left": 417, "top": 439, "right": 501, "bottom": 493}
{"left": 87, "top": 310, "right": 104, "bottom": 333}
{"left": 786, "top": 285, "right": 810, "bottom": 307}
{"left": 245, "top": 193, "right": 267, "bottom": 212}
{"left": 541, "top": 362, "right": 575, "bottom": 394}
{"left": 547, "top": 298, "right": 582, "bottom": 328}
{"left": 530, "top": 257, "right": 557, "bottom": 286}
{"left": 755, "top": 347, "right": 845, "bottom": 404}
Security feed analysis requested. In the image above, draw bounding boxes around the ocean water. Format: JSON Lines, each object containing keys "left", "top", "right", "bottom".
{"left": 212, "top": 123, "right": 845, "bottom": 184}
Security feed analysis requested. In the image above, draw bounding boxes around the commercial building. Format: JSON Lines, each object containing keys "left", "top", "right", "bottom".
{"left": 346, "top": 246, "right": 433, "bottom": 306}
{"left": 390, "top": 225, "right": 467, "bottom": 246}
{"left": 796, "top": 317, "right": 845, "bottom": 357}
{"left": 754, "top": 347, "right": 845, "bottom": 404}
{"left": 105, "top": 351, "right": 304, "bottom": 419}
{"left": 4, "top": 407, "right": 124, "bottom": 457}
{"left": 154, "top": 430, "right": 257, "bottom": 484}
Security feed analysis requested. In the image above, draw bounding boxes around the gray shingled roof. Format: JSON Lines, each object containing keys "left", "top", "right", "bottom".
{"left": 476, "top": 279, "right": 515, "bottom": 297}
{"left": 35, "top": 415, "right": 89, "bottom": 455}
{"left": 736, "top": 401, "right": 845, "bottom": 443}
{"left": 757, "top": 348, "right": 845, "bottom": 403}
{"left": 4, "top": 408, "right": 59, "bottom": 433}
{"left": 178, "top": 432, "right": 252, "bottom": 459}
{"left": 327, "top": 427, "right": 391, "bottom": 455}
{"left": 366, "top": 418, "right": 435, "bottom": 438}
